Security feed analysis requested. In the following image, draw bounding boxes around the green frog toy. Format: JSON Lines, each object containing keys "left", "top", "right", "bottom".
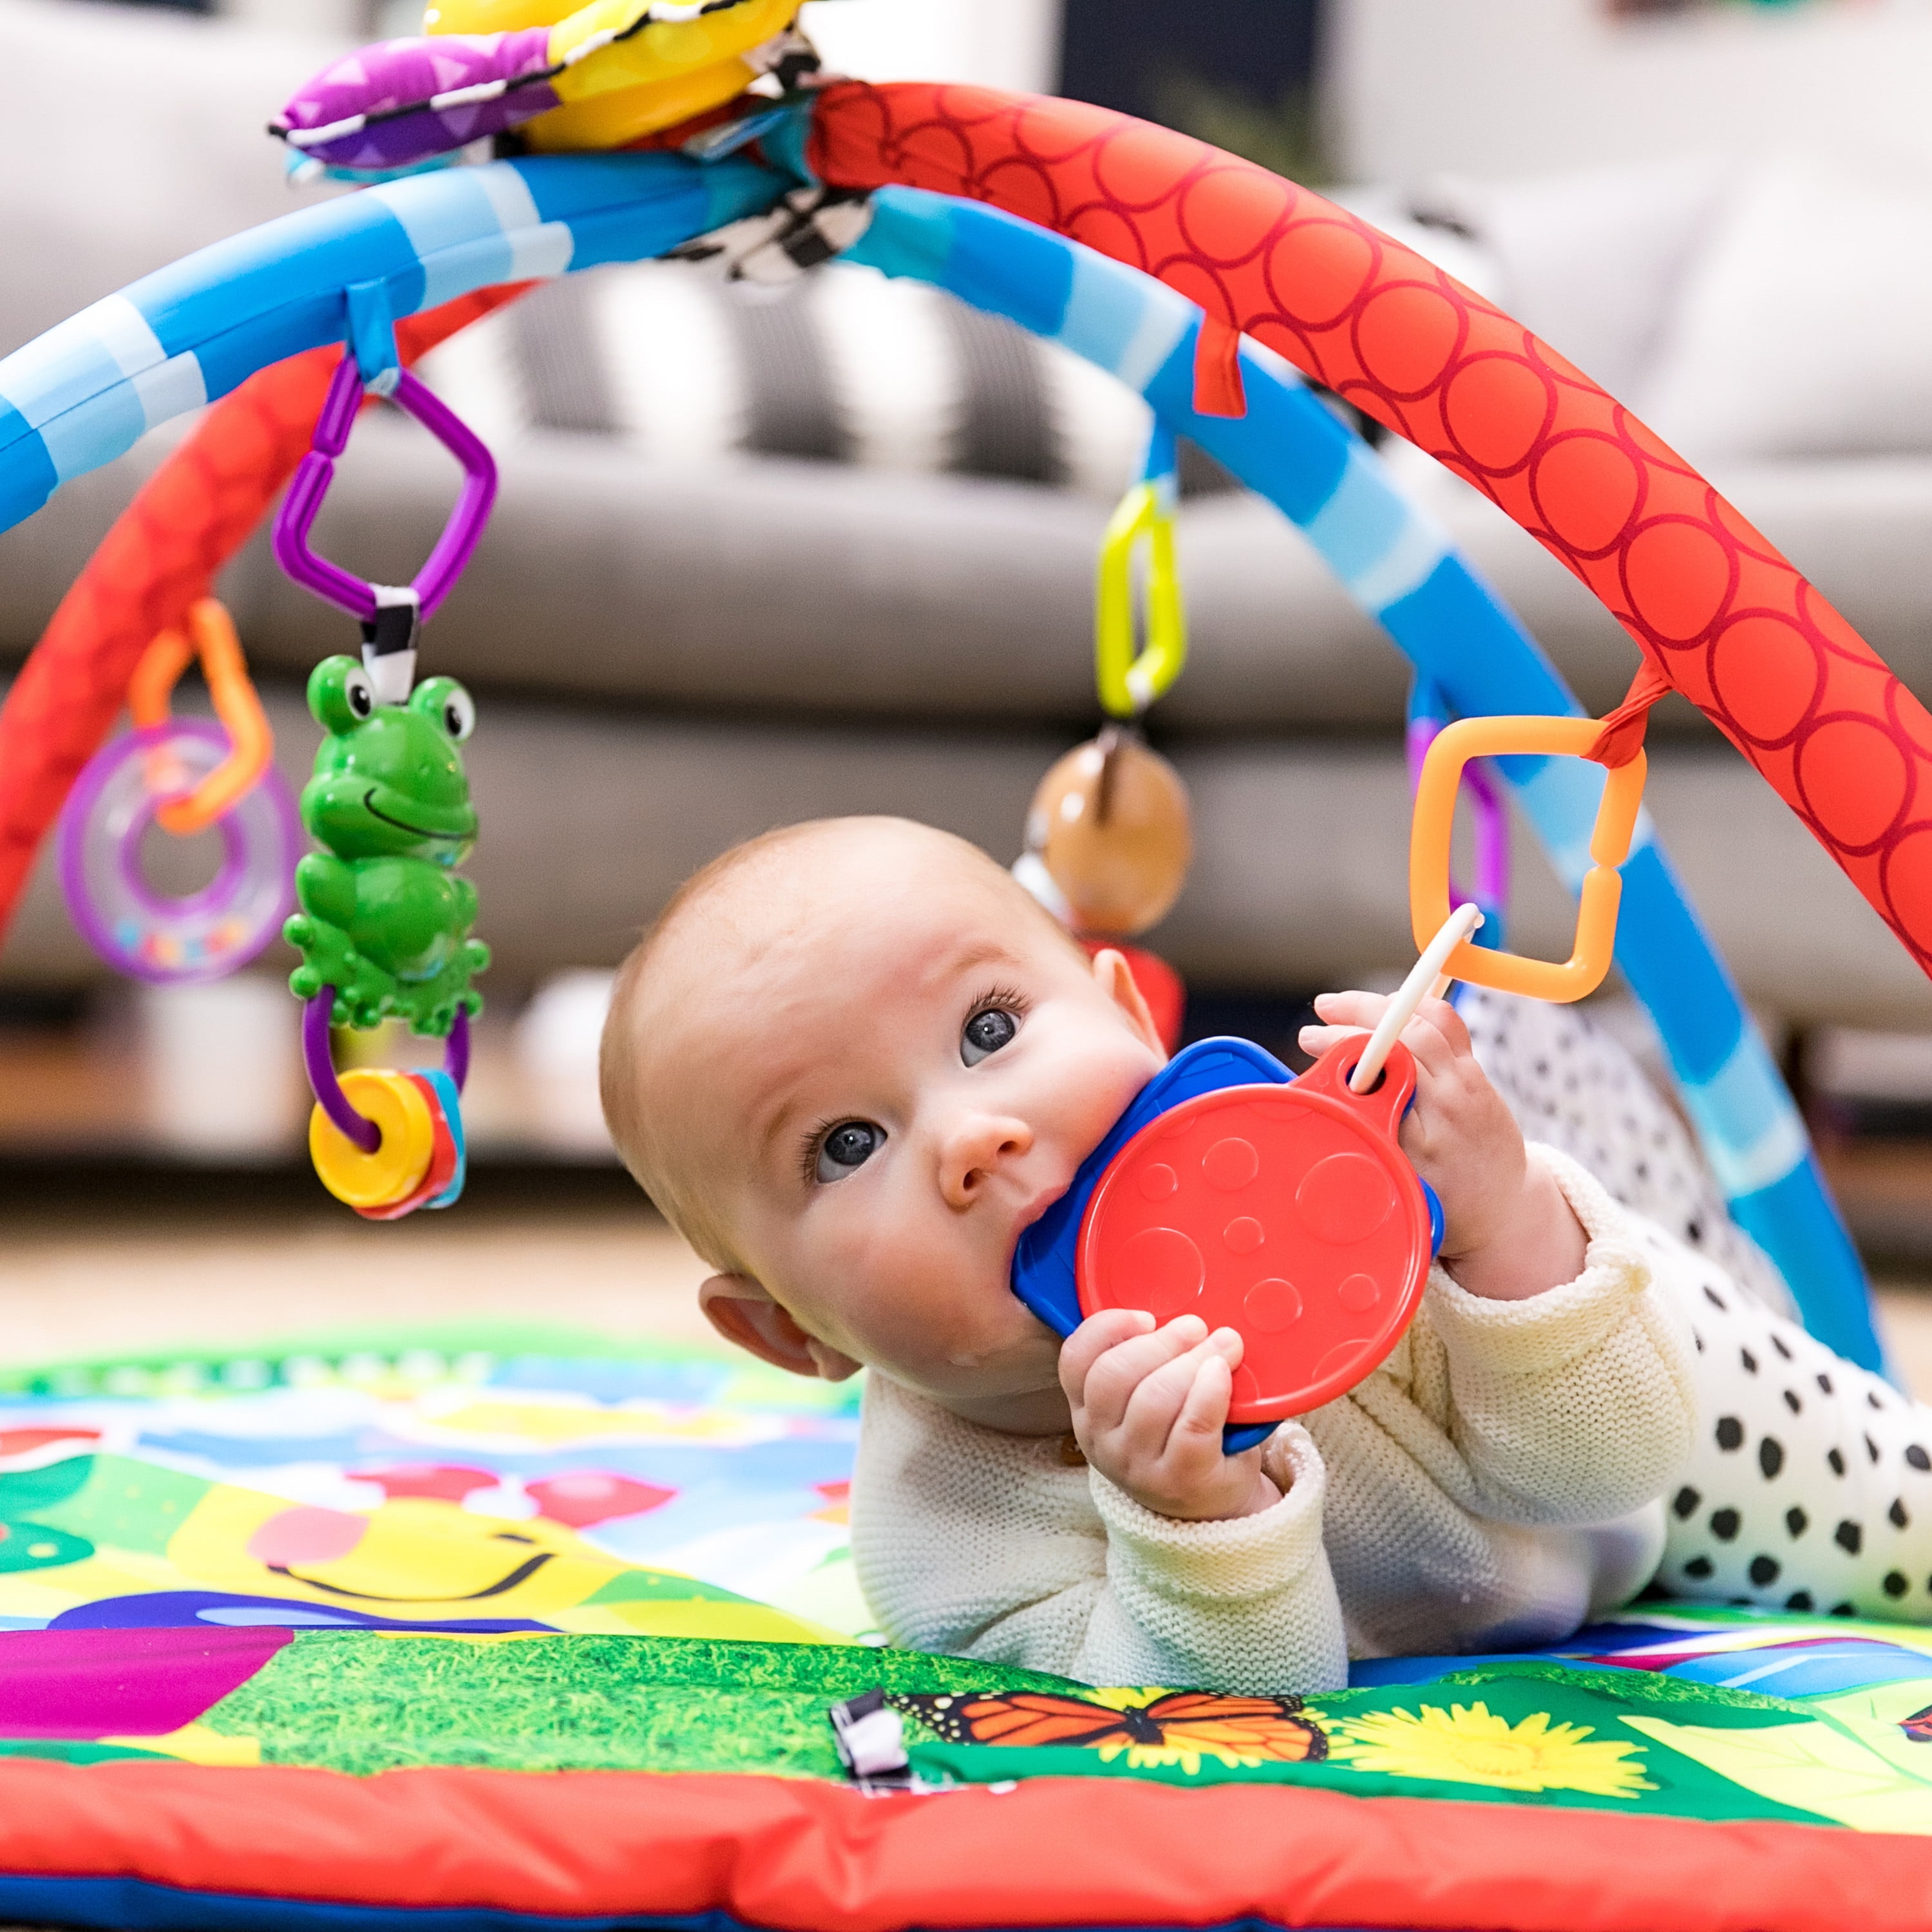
{"left": 285, "top": 656, "right": 489, "bottom": 1036}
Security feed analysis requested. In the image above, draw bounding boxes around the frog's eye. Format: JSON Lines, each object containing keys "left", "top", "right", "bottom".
{"left": 307, "top": 656, "right": 378, "bottom": 734}
{"left": 412, "top": 676, "right": 475, "bottom": 743}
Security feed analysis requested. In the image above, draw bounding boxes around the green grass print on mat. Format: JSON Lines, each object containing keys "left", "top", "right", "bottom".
{"left": 0, "top": 1628, "right": 1908, "bottom": 1831}
{"left": 75, "top": 1632, "right": 1079, "bottom": 1779}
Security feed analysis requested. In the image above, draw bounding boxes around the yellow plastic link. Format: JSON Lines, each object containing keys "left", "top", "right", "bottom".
{"left": 1095, "top": 477, "right": 1186, "bottom": 719}
{"left": 1410, "top": 715, "right": 1646, "bottom": 1004}
{"left": 309, "top": 1070, "right": 437, "bottom": 1209}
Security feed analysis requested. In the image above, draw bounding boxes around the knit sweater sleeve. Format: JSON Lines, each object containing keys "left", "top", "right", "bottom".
{"left": 1345, "top": 1142, "right": 1699, "bottom": 1528}
{"left": 851, "top": 1372, "right": 1350, "bottom": 1695}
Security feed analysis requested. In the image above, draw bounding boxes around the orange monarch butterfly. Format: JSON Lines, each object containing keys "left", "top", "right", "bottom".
{"left": 886, "top": 1688, "right": 1326, "bottom": 1762}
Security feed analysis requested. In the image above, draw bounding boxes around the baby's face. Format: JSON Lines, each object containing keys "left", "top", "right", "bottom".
{"left": 640, "top": 831, "right": 1165, "bottom": 1417}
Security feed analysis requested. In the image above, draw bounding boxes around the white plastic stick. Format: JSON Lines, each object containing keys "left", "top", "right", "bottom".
{"left": 1347, "top": 902, "right": 1484, "bottom": 1095}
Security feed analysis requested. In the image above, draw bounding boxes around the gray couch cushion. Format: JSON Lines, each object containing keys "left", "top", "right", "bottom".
{"left": 8, "top": 681, "right": 1925, "bottom": 1024}
{"left": 12, "top": 415, "right": 1932, "bottom": 743}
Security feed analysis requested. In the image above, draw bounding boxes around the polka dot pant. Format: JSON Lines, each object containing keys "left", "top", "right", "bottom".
{"left": 1657, "top": 1262, "right": 1932, "bottom": 1619}
{"left": 1460, "top": 987, "right": 1931, "bottom": 1619}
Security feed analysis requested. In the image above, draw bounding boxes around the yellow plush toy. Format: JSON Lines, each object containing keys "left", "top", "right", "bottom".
{"left": 426, "top": 0, "right": 808, "bottom": 151}
{"left": 275, "top": 0, "right": 815, "bottom": 175}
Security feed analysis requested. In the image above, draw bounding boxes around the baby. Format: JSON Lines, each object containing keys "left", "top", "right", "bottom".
{"left": 601, "top": 815, "right": 1932, "bottom": 1692}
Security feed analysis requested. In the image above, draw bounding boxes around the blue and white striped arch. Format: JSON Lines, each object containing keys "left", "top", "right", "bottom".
{"left": 0, "top": 146, "right": 1879, "bottom": 1368}
{"left": 0, "top": 153, "right": 778, "bottom": 534}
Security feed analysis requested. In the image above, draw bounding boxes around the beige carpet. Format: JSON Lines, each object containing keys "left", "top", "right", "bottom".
{"left": 1, "top": 1204, "right": 717, "bottom": 1367}
{"left": 6, "top": 1206, "right": 1931, "bottom": 1397}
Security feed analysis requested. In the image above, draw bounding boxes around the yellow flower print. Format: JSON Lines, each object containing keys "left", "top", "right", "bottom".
{"left": 1323, "top": 1701, "right": 1654, "bottom": 1799}
{"left": 1092, "top": 1736, "right": 1268, "bottom": 1776}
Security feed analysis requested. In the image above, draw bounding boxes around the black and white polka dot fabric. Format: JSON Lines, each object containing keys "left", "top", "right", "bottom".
{"left": 1653, "top": 1253, "right": 1932, "bottom": 1619}
{"left": 1462, "top": 987, "right": 1932, "bottom": 1620}
{"left": 1460, "top": 986, "right": 1797, "bottom": 1322}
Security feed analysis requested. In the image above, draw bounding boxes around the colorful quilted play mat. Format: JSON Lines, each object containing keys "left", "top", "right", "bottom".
{"left": 2, "top": 1329, "right": 1929, "bottom": 1931}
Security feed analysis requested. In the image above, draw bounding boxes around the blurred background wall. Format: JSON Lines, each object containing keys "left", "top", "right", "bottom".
{"left": 1331, "top": 0, "right": 1932, "bottom": 180}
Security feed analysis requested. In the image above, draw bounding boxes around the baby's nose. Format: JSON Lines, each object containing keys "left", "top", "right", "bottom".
{"left": 939, "top": 1112, "right": 1034, "bottom": 1209}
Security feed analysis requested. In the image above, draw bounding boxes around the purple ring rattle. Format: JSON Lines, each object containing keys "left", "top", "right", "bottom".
{"left": 303, "top": 989, "right": 469, "bottom": 1153}
{"left": 57, "top": 718, "right": 299, "bottom": 985}
{"left": 272, "top": 352, "right": 497, "bottom": 624}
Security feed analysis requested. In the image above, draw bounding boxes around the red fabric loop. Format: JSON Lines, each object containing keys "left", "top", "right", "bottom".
{"left": 1588, "top": 660, "right": 1675, "bottom": 770}
{"left": 1193, "top": 314, "right": 1247, "bottom": 419}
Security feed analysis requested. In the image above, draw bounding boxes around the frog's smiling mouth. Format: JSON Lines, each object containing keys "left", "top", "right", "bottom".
{"left": 363, "top": 788, "right": 474, "bottom": 841}
{"left": 267, "top": 1549, "right": 554, "bottom": 1602}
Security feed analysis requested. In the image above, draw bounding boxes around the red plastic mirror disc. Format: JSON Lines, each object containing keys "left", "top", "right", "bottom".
{"left": 354, "top": 1073, "right": 459, "bottom": 1222}
{"left": 1075, "top": 1040, "right": 1434, "bottom": 1421}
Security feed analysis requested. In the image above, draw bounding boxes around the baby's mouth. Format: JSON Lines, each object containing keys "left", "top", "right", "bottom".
{"left": 1007, "top": 1177, "right": 1072, "bottom": 1257}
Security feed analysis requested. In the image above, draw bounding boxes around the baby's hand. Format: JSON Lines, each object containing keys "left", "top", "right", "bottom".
{"left": 1059, "top": 1311, "right": 1281, "bottom": 1521}
{"left": 1300, "top": 990, "right": 1586, "bottom": 1301}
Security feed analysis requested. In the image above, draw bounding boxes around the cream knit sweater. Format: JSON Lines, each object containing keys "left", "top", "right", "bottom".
{"left": 851, "top": 1146, "right": 1699, "bottom": 1695}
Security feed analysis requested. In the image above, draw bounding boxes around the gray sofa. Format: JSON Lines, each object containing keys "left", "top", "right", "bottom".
{"left": 3, "top": 0, "right": 1930, "bottom": 1028}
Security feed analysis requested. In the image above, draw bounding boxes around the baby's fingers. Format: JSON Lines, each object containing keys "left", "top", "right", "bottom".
{"left": 1390, "top": 996, "right": 1472, "bottom": 1081}
{"left": 1298, "top": 1022, "right": 1367, "bottom": 1061}
{"left": 1059, "top": 1308, "right": 1154, "bottom": 1406}
{"left": 1312, "top": 989, "right": 1388, "bottom": 1031}
{"left": 1080, "top": 1315, "right": 1209, "bottom": 1430}
{"left": 1115, "top": 1328, "right": 1240, "bottom": 1458}
{"left": 1164, "top": 1349, "right": 1235, "bottom": 1464}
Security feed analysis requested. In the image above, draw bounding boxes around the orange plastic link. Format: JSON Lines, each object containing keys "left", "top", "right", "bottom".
{"left": 126, "top": 599, "right": 275, "bottom": 836}
{"left": 1410, "top": 716, "right": 1646, "bottom": 1004}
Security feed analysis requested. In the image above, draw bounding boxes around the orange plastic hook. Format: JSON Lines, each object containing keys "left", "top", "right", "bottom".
{"left": 1410, "top": 715, "right": 1646, "bottom": 1004}
{"left": 126, "top": 598, "right": 274, "bottom": 836}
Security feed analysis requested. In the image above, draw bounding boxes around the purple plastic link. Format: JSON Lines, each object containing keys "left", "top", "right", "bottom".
{"left": 305, "top": 990, "right": 381, "bottom": 1153}
{"left": 447, "top": 1003, "right": 471, "bottom": 1095}
{"left": 401, "top": 374, "right": 500, "bottom": 617}
{"left": 303, "top": 992, "right": 473, "bottom": 1154}
{"left": 276, "top": 30, "right": 560, "bottom": 175}
{"left": 1406, "top": 716, "right": 1511, "bottom": 916}
{"left": 273, "top": 355, "right": 498, "bottom": 624}
{"left": 313, "top": 350, "right": 363, "bottom": 456}
{"left": 1461, "top": 755, "right": 1511, "bottom": 915}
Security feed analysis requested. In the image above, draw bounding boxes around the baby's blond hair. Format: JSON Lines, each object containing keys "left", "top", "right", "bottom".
{"left": 602, "top": 824, "right": 785, "bottom": 1184}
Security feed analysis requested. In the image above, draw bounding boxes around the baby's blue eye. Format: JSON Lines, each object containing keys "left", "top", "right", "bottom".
{"left": 963, "top": 1007, "right": 1019, "bottom": 1066}
{"left": 816, "top": 1121, "right": 884, "bottom": 1183}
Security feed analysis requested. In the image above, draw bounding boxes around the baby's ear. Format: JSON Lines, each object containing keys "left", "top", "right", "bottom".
{"left": 698, "top": 1274, "right": 862, "bottom": 1383}
{"left": 1091, "top": 947, "right": 1164, "bottom": 1058}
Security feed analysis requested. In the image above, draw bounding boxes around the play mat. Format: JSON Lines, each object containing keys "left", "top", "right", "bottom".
{"left": 0, "top": 1327, "right": 1927, "bottom": 1929}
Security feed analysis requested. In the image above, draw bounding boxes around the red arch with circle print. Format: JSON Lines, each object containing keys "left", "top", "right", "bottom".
{"left": 810, "top": 82, "right": 1932, "bottom": 977}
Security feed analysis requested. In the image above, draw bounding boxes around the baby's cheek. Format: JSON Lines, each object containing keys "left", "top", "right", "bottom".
{"left": 839, "top": 1209, "right": 1028, "bottom": 1380}
{"left": 1044, "top": 1028, "right": 1162, "bottom": 1157}
{"left": 808, "top": 1194, "right": 964, "bottom": 1354}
